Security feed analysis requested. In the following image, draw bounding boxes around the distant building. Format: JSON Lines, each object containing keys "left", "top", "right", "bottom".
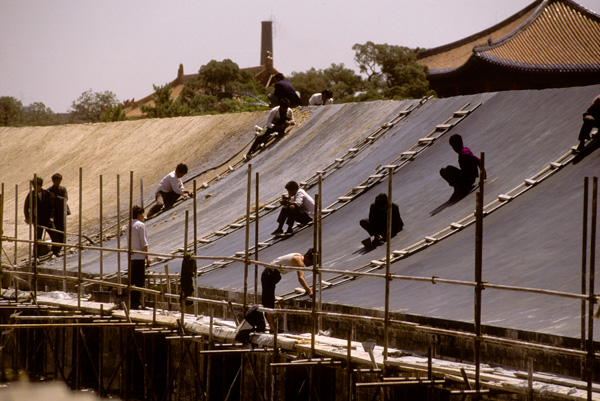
{"left": 417, "top": 0, "right": 600, "bottom": 97}
{"left": 124, "top": 22, "right": 279, "bottom": 118}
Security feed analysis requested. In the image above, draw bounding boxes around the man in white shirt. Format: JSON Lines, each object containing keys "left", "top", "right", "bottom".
{"left": 271, "top": 180, "right": 314, "bottom": 235}
{"left": 148, "top": 163, "right": 191, "bottom": 216}
{"left": 128, "top": 205, "right": 150, "bottom": 309}
{"left": 261, "top": 248, "right": 315, "bottom": 331}
{"left": 309, "top": 88, "right": 333, "bottom": 106}
{"left": 246, "top": 98, "right": 295, "bottom": 158}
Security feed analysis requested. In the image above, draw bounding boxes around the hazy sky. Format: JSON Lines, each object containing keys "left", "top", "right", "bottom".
{"left": 1, "top": 0, "right": 599, "bottom": 113}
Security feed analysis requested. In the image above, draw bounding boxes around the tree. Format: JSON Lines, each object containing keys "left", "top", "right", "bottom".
{"left": 141, "top": 84, "right": 192, "bottom": 118}
{"left": 352, "top": 42, "right": 434, "bottom": 99}
{"left": 289, "top": 63, "right": 365, "bottom": 104}
{"left": 197, "top": 59, "right": 241, "bottom": 96}
{"left": 179, "top": 59, "right": 268, "bottom": 115}
{"left": 23, "top": 102, "right": 63, "bottom": 126}
{"left": 100, "top": 103, "right": 127, "bottom": 122}
{"left": 0, "top": 96, "right": 23, "bottom": 126}
{"left": 69, "top": 89, "right": 121, "bottom": 123}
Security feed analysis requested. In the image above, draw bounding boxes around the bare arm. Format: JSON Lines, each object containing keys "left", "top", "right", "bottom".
{"left": 293, "top": 255, "right": 313, "bottom": 296}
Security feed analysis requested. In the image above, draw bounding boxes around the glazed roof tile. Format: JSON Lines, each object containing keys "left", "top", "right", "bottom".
{"left": 418, "top": 0, "right": 600, "bottom": 74}
{"left": 474, "top": 0, "right": 600, "bottom": 72}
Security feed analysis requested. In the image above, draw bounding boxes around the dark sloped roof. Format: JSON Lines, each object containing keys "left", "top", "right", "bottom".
{"left": 418, "top": 0, "right": 600, "bottom": 75}
{"left": 474, "top": 0, "right": 600, "bottom": 72}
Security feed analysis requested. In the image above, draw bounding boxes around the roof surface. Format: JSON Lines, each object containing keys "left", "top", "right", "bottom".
{"left": 47, "top": 84, "right": 600, "bottom": 341}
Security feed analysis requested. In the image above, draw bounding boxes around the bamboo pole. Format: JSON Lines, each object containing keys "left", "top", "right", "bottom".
{"left": 587, "top": 177, "right": 597, "bottom": 399}
{"left": 99, "top": 175, "right": 104, "bottom": 286}
{"left": 193, "top": 180, "right": 198, "bottom": 317}
{"left": 582, "top": 177, "right": 589, "bottom": 354}
{"left": 77, "top": 168, "right": 84, "bottom": 307}
{"left": 14, "top": 184, "right": 18, "bottom": 266}
{"left": 127, "top": 171, "right": 133, "bottom": 310}
{"left": 0, "top": 185, "right": 4, "bottom": 271}
{"left": 383, "top": 165, "right": 394, "bottom": 361}
{"left": 255, "top": 172, "right": 259, "bottom": 304}
{"left": 32, "top": 174, "right": 38, "bottom": 299}
{"left": 474, "top": 153, "right": 485, "bottom": 393}
{"left": 244, "top": 164, "right": 251, "bottom": 312}
{"left": 62, "top": 181, "right": 67, "bottom": 292}
{"left": 116, "top": 174, "right": 122, "bottom": 291}
{"left": 182, "top": 210, "right": 189, "bottom": 326}
{"left": 139, "top": 179, "right": 144, "bottom": 209}
{"left": 311, "top": 194, "right": 319, "bottom": 358}
{"left": 318, "top": 174, "right": 323, "bottom": 332}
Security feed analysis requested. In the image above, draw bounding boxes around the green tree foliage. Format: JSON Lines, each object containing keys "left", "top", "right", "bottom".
{"left": 352, "top": 42, "right": 434, "bottom": 99}
{"left": 176, "top": 59, "right": 268, "bottom": 116}
{"left": 141, "top": 84, "right": 192, "bottom": 118}
{"left": 23, "top": 102, "right": 64, "bottom": 126}
{"left": 197, "top": 59, "right": 240, "bottom": 96}
{"left": 289, "top": 63, "right": 365, "bottom": 104}
{"left": 100, "top": 103, "right": 127, "bottom": 122}
{"left": 69, "top": 89, "right": 121, "bottom": 123}
{"left": 0, "top": 96, "right": 24, "bottom": 126}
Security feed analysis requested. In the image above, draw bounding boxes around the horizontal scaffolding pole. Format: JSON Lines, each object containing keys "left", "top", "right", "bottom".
{"left": 356, "top": 379, "right": 445, "bottom": 387}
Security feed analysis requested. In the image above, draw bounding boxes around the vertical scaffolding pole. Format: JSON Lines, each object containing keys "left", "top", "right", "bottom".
{"left": 182, "top": 210, "right": 189, "bottom": 326}
{"left": 587, "top": 177, "right": 597, "bottom": 400}
{"left": 14, "top": 185, "right": 18, "bottom": 266}
{"left": 311, "top": 194, "right": 319, "bottom": 358}
{"left": 582, "top": 177, "right": 589, "bottom": 353}
{"left": 474, "top": 153, "right": 486, "bottom": 394}
{"left": 77, "top": 168, "right": 83, "bottom": 308}
{"left": 32, "top": 174, "right": 38, "bottom": 300}
{"left": 99, "top": 175, "right": 104, "bottom": 286}
{"left": 127, "top": 171, "right": 134, "bottom": 310}
{"left": 194, "top": 180, "right": 198, "bottom": 317}
{"left": 0, "top": 185, "right": 3, "bottom": 272}
{"left": 255, "top": 172, "right": 260, "bottom": 304}
{"left": 139, "top": 179, "right": 144, "bottom": 209}
{"left": 244, "top": 164, "right": 252, "bottom": 311}
{"left": 116, "top": 174, "right": 122, "bottom": 291}
{"left": 62, "top": 183, "right": 67, "bottom": 292}
{"left": 383, "top": 165, "right": 394, "bottom": 361}
{"left": 318, "top": 175, "right": 323, "bottom": 332}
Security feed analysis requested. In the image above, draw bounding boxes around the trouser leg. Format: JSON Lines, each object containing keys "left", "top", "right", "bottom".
{"left": 578, "top": 118, "right": 596, "bottom": 142}
{"left": 129, "top": 260, "right": 146, "bottom": 309}
{"left": 48, "top": 223, "right": 63, "bottom": 256}
{"left": 360, "top": 219, "right": 377, "bottom": 237}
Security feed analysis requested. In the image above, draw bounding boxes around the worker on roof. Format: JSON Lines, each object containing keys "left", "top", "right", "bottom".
{"left": 359, "top": 193, "right": 403, "bottom": 248}
{"left": 261, "top": 248, "right": 314, "bottom": 332}
{"left": 268, "top": 73, "right": 302, "bottom": 108}
{"left": 148, "top": 163, "right": 192, "bottom": 217}
{"left": 577, "top": 94, "right": 600, "bottom": 152}
{"left": 439, "top": 134, "right": 485, "bottom": 203}
{"left": 309, "top": 88, "right": 333, "bottom": 106}
{"left": 271, "top": 180, "right": 314, "bottom": 236}
{"left": 246, "top": 98, "right": 295, "bottom": 158}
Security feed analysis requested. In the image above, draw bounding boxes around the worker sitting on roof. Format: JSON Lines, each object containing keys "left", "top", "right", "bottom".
{"left": 148, "top": 163, "right": 191, "bottom": 217}
{"left": 246, "top": 98, "right": 295, "bottom": 158}
{"left": 577, "top": 94, "right": 600, "bottom": 151}
{"left": 439, "top": 134, "right": 486, "bottom": 202}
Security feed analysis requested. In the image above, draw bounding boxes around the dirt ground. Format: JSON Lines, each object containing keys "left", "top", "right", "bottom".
{"left": 0, "top": 109, "right": 310, "bottom": 265}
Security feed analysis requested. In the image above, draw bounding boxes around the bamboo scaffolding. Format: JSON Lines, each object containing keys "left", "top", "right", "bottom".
{"left": 1, "top": 168, "right": 599, "bottom": 401}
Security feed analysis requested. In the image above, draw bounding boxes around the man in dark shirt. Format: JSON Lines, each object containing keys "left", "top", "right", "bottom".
{"left": 24, "top": 176, "right": 58, "bottom": 258}
{"left": 360, "top": 193, "right": 403, "bottom": 246}
{"left": 577, "top": 94, "right": 600, "bottom": 151}
{"left": 47, "top": 173, "right": 70, "bottom": 256}
{"left": 440, "top": 134, "right": 485, "bottom": 202}
{"left": 268, "top": 73, "right": 302, "bottom": 108}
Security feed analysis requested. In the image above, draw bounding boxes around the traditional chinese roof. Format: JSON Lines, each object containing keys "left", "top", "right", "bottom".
{"left": 418, "top": 0, "right": 600, "bottom": 75}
